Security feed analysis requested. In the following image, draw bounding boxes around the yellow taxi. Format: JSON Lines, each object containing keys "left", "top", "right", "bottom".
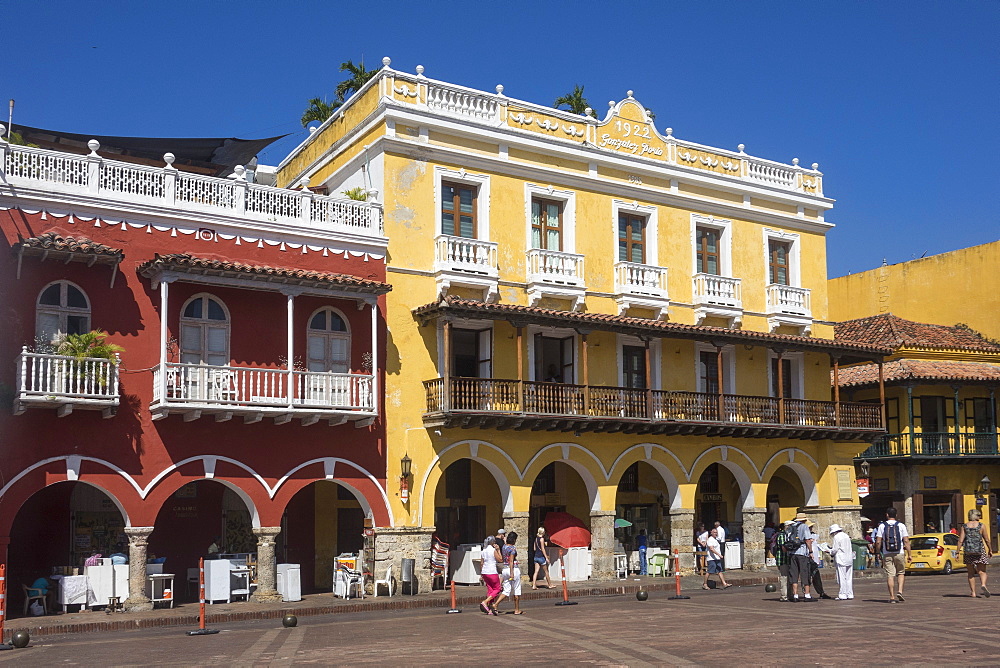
{"left": 906, "top": 533, "right": 963, "bottom": 574}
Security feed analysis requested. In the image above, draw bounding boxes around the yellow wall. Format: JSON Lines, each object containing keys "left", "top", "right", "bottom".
{"left": 828, "top": 241, "right": 1000, "bottom": 341}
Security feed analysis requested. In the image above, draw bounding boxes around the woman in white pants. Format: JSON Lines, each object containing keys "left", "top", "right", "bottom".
{"left": 493, "top": 531, "right": 523, "bottom": 614}
{"left": 828, "top": 524, "right": 854, "bottom": 599}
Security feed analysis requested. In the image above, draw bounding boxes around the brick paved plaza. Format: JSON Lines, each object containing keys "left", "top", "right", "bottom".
{"left": 0, "top": 573, "right": 996, "bottom": 666}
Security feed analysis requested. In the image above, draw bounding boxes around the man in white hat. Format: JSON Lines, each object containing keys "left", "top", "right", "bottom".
{"left": 827, "top": 524, "right": 854, "bottom": 600}
{"left": 785, "top": 512, "right": 814, "bottom": 602}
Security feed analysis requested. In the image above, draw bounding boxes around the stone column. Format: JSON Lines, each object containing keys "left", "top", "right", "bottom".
{"left": 897, "top": 463, "right": 917, "bottom": 530}
{"left": 669, "top": 508, "right": 696, "bottom": 572}
{"left": 124, "top": 527, "right": 154, "bottom": 612}
{"left": 502, "top": 511, "right": 529, "bottom": 580}
{"left": 250, "top": 526, "right": 282, "bottom": 602}
{"left": 589, "top": 510, "right": 616, "bottom": 578}
{"left": 374, "top": 526, "right": 435, "bottom": 594}
{"left": 740, "top": 508, "right": 767, "bottom": 570}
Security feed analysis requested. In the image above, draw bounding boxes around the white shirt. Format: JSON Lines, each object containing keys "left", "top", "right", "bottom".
{"left": 874, "top": 519, "right": 909, "bottom": 554}
{"left": 809, "top": 532, "right": 822, "bottom": 564}
{"left": 697, "top": 531, "right": 709, "bottom": 547}
{"left": 715, "top": 526, "right": 726, "bottom": 543}
{"left": 480, "top": 543, "right": 498, "bottom": 576}
{"left": 706, "top": 536, "right": 723, "bottom": 560}
{"left": 829, "top": 531, "right": 853, "bottom": 567}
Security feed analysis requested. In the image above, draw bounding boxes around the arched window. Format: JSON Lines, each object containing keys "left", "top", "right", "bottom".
{"left": 307, "top": 308, "right": 350, "bottom": 373}
{"left": 36, "top": 281, "right": 91, "bottom": 343}
{"left": 180, "top": 294, "right": 230, "bottom": 366}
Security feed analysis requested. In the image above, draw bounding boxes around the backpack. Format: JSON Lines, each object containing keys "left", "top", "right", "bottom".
{"left": 881, "top": 521, "right": 902, "bottom": 554}
{"left": 782, "top": 523, "right": 803, "bottom": 554}
{"left": 963, "top": 524, "right": 984, "bottom": 555}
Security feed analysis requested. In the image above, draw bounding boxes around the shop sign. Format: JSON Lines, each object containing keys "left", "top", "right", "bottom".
{"left": 856, "top": 477, "right": 869, "bottom": 498}
{"left": 977, "top": 497, "right": 987, "bottom": 506}
{"left": 702, "top": 493, "right": 724, "bottom": 502}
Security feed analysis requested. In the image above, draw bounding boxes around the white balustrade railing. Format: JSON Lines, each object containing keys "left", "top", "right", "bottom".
{"left": 425, "top": 82, "right": 499, "bottom": 122}
{"left": 152, "top": 362, "right": 374, "bottom": 411}
{"left": 766, "top": 284, "right": 812, "bottom": 317}
{"left": 434, "top": 235, "right": 499, "bottom": 277}
{"left": 16, "top": 349, "right": 120, "bottom": 403}
{"left": 693, "top": 273, "right": 742, "bottom": 308}
{"left": 745, "top": 158, "right": 797, "bottom": 188}
{"left": 615, "top": 261, "right": 668, "bottom": 299}
{"left": 0, "top": 140, "right": 383, "bottom": 239}
{"left": 527, "top": 249, "right": 585, "bottom": 286}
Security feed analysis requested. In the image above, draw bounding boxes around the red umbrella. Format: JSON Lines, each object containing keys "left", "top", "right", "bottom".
{"left": 543, "top": 511, "right": 592, "bottom": 548}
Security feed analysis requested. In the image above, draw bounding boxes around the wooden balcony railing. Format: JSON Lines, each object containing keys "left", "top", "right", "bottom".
{"left": 424, "top": 377, "right": 883, "bottom": 431}
{"left": 859, "top": 432, "right": 1000, "bottom": 459}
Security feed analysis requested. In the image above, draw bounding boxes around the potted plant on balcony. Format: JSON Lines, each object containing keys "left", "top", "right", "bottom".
{"left": 55, "top": 330, "right": 124, "bottom": 389}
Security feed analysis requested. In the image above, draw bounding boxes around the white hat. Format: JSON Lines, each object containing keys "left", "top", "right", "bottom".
{"left": 829, "top": 524, "right": 843, "bottom": 534}
{"left": 497, "top": 528, "right": 506, "bottom": 534}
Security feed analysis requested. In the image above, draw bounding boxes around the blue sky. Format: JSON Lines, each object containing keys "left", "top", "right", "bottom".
{"left": 6, "top": 1, "right": 997, "bottom": 277}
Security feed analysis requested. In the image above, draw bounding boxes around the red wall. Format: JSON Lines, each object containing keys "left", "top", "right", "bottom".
{"left": 0, "top": 207, "right": 390, "bottom": 538}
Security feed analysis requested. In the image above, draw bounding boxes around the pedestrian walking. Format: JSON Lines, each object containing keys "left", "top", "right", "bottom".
{"left": 480, "top": 536, "right": 503, "bottom": 614}
{"left": 772, "top": 522, "right": 792, "bottom": 601}
{"left": 785, "top": 512, "right": 813, "bottom": 602}
{"left": 494, "top": 531, "right": 523, "bottom": 614}
{"left": 874, "top": 507, "right": 911, "bottom": 603}
{"left": 636, "top": 529, "right": 648, "bottom": 576}
{"left": 702, "top": 528, "right": 733, "bottom": 590}
{"left": 531, "top": 527, "right": 552, "bottom": 589}
{"left": 958, "top": 508, "right": 992, "bottom": 598}
{"left": 694, "top": 522, "right": 708, "bottom": 575}
{"left": 763, "top": 522, "right": 777, "bottom": 561}
{"left": 807, "top": 521, "right": 832, "bottom": 599}
{"left": 827, "top": 523, "right": 854, "bottom": 600}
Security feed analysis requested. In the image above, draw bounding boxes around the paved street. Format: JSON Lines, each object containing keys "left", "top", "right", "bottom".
{"left": 1, "top": 573, "right": 997, "bottom": 666}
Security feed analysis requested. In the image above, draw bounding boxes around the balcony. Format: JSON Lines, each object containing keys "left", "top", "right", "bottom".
{"left": 526, "top": 249, "right": 586, "bottom": 309}
{"left": 692, "top": 274, "right": 742, "bottom": 326}
{"left": 859, "top": 433, "right": 1000, "bottom": 460}
{"left": 766, "top": 284, "right": 812, "bottom": 333}
{"left": 152, "top": 362, "right": 375, "bottom": 426}
{"left": 423, "top": 377, "right": 883, "bottom": 441}
{"left": 0, "top": 141, "right": 383, "bottom": 239}
{"left": 433, "top": 235, "right": 499, "bottom": 301}
{"left": 614, "top": 262, "right": 669, "bottom": 319}
{"left": 14, "top": 349, "right": 120, "bottom": 418}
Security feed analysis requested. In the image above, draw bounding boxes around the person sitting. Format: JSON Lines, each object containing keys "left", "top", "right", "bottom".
{"left": 29, "top": 575, "right": 56, "bottom": 611}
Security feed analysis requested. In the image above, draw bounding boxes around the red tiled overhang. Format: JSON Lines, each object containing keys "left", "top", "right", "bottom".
{"left": 414, "top": 296, "right": 890, "bottom": 361}
{"left": 137, "top": 253, "right": 391, "bottom": 295}
{"left": 834, "top": 313, "right": 1000, "bottom": 353}
{"left": 14, "top": 231, "right": 124, "bottom": 264}
{"left": 836, "top": 359, "right": 1000, "bottom": 388}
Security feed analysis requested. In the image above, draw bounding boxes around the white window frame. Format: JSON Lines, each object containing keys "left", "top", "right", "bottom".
{"left": 35, "top": 280, "right": 91, "bottom": 343}
{"left": 527, "top": 325, "right": 578, "bottom": 383}
{"left": 525, "top": 184, "right": 576, "bottom": 253}
{"left": 616, "top": 334, "right": 661, "bottom": 389}
{"left": 179, "top": 293, "right": 231, "bottom": 366}
{"left": 434, "top": 166, "right": 491, "bottom": 241}
{"left": 762, "top": 228, "right": 801, "bottom": 287}
{"left": 690, "top": 213, "right": 733, "bottom": 277}
{"left": 694, "top": 342, "right": 735, "bottom": 394}
{"left": 306, "top": 306, "right": 352, "bottom": 373}
{"left": 767, "top": 351, "right": 805, "bottom": 399}
{"left": 612, "top": 200, "right": 658, "bottom": 266}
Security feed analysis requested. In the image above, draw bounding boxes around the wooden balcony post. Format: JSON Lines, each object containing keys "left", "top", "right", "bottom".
{"left": 776, "top": 350, "right": 785, "bottom": 425}
{"left": 952, "top": 385, "right": 961, "bottom": 453}
{"left": 904, "top": 382, "right": 914, "bottom": 451}
{"left": 581, "top": 332, "right": 590, "bottom": 416}
{"left": 516, "top": 326, "right": 524, "bottom": 412}
{"left": 443, "top": 321, "right": 452, "bottom": 411}
{"left": 644, "top": 339, "right": 653, "bottom": 420}
{"left": 832, "top": 355, "right": 840, "bottom": 426}
{"left": 716, "top": 345, "right": 725, "bottom": 421}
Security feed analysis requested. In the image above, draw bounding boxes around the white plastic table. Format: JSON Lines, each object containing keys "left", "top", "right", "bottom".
{"left": 146, "top": 573, "right": 175, "bottom": 608}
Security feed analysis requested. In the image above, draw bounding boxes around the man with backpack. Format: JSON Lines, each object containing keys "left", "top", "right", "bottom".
{"left": 874, "top": 507, "right": 911, "bottom": 603}
{"left": 784, "top": 512, "right": 814, "bottom": 602}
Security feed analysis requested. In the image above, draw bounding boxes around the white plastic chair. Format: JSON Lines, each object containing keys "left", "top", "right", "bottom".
{"left": 339, "top": 566, "right": 364, "bottom": 600}
{"left": 613, "top": 553, "right": 628, "bottom": 579}
{"left": 373, "top": 564, "right": 393, "bottom": 597}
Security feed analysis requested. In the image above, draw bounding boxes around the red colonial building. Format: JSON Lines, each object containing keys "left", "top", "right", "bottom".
{"left": 0, "top": 128, "right": 391, "bottom": 611}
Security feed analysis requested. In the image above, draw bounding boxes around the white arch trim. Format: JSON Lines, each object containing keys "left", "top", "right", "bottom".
{"left": 688, "top": 446, "right": 759, "bottom": 510}
{"left": 0, "top": 455, "right": 392, "bottom": 527}
{"left": 608, "top": 444, "right": 686, "bottom": 510}
{"left": 688, "top": 445, "right": 763, "bottom": 482}
{"left": 417, "top": 440, "right": 517, "bottom": 525}
{"left": 763, "top": 450, "right": 820, "bottom": 507}
{"left": 275, "top": 457, "right": 393, "bottom": 525}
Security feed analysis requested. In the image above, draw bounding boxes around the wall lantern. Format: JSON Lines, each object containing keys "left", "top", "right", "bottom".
{"left": 978, "top": 475, "right": 991, "bottom": 497}
{"left": 859, "top": 460, "right": 870, "bottom": 478}
{"left": 399, "top": 454, "right": 413, "bottom": 503}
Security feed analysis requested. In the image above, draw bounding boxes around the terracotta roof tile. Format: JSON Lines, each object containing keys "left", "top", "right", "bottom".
{"left": 835, "top": 313, "right": 1000, "bottom": 352}
{"left": 415, "top": 296, "right": 891, "bottom": 358}
{"left": 137, "top": 253, "right": 390, "bottom": 294}
{"left": 14, "top": 231, "right": 124, "bottom": 259}
{"left": 836, "top": 359, "right": 1000, "bottom": 388}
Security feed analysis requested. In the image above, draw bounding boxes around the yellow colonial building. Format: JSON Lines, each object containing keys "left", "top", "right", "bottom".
{"left": 277, "top": 58, "right": 888, "bottom": 583}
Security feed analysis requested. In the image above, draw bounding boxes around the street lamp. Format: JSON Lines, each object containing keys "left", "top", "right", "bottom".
{"left": 980, "top": 475, "right": 991, "bottom": 495}
{"left": 399, "top": 454, "right": 412, "bottom": 504}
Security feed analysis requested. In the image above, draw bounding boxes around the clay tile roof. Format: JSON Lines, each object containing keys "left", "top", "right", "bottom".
{"left": 837, "top": 359, "right": 1000, "bottom": 388}
{"left": 834, "top": 313, "right": 1000, "bottom": 352}
{"left": 14, "top": 231, "right": 124, "bottom": 261}
{"left": 137, "top": 253, "right": 390, "bottom": 294}
{"left": 414, "top": 296, "right": 891, "bottom": 358}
